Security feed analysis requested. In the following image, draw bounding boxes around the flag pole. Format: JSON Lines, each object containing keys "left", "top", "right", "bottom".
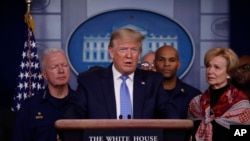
{"left": 25, "top": 0, "right": 34, "bottom": 98}
{"left": 25, "top": 0, "right": 34, "bottom": 32}
{"left": 26, "top": 0, "right": 31, "bottom": 14}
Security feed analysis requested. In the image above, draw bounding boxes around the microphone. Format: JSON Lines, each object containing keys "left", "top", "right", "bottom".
{"left": 119, "top": 115, "right": 123, "bottom": 119}
{"left": 127, "top": 114, "right": 131, "bottom": 119}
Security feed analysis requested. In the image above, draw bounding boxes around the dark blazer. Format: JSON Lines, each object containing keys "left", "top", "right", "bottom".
{"left": 64, "top": 64, "right": 179, "bottom": 119}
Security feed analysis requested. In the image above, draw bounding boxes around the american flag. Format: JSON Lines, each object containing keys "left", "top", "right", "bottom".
{"left": 12, "top": 13, "right": 44, "bottom": 112}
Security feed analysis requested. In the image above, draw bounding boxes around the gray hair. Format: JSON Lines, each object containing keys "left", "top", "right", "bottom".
{"left": 41, "top": 47, "right": 66, "bottom": 69}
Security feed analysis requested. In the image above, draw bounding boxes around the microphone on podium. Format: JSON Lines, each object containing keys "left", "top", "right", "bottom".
{"left": 119, "top": 115, "right": 123, "bottom": 119}
{"left": 127, "top": 115, "right": 131, "bottom": 119}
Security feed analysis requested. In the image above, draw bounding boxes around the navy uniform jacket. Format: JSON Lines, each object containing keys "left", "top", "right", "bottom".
{"left": 163, "top": 79, "right": 202, "bottom": 141}
{"left": 13, "top": 87, "right": 76, "bottom": 141}
{"left": 165, "top": 79, "right": 202, "bottom": 119}
{"left": 64, "top": 64, "right": 179, "bottom": 119}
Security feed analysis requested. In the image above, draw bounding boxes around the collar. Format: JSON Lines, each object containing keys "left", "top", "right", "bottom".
{"left": 112, "top": 64, "right": 134, "bottom": 81}
{"left": 41, "top": 86, "right": 73, "bottom": 102}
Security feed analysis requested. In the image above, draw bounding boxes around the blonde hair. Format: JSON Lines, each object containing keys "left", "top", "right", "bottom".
{"left": 108, "top": 28, "right": 144, "bottom": 50}
{"left": 204, "top": 47, "right": 239, "bottom": 77}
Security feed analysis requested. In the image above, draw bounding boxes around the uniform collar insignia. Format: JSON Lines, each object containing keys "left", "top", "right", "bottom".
{"left": 181, "top": 88, "right": 185, "bottom": 93}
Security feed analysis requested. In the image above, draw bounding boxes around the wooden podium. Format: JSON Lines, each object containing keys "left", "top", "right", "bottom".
{"left": 55, "top": 119, "right": 193, "bottom": 130}
{"left": 55, "top": 119, "right": 194, "bottom": 141}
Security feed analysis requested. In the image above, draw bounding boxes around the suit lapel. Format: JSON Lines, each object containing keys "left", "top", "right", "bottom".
{"left": 133, "top": 69, "right": 146, "bottom": 118}
{"left": 100, "top": 65, "right": 117, "bottom": 119}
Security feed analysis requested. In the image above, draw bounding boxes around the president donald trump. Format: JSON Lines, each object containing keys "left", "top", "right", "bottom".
{"left": 64, "top": 28, "right": 179, "bottom": 119}
{"left": 61, "top": 28, "right": 180, "bottom": 141}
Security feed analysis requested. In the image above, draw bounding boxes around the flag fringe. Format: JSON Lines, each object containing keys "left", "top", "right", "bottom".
{"left": 24, "top": 13, "right": 34, "bottom": 33}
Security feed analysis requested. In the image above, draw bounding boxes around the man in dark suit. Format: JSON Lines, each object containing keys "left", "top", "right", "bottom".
{"left": 73, "top": 64, "right": 179, "bottom": 119}
{"left": 61, "top": 28, "right": 180, "bottom": 141}
{"left": 65, "top": 28, "right": 179, "bottom": 119}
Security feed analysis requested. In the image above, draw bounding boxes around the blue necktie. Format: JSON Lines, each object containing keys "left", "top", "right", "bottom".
{"left": 120, "top": 75, "right": 132, "bottom": 119}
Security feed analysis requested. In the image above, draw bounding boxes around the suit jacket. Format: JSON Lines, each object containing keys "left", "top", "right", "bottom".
{"left": 64, "top": 64, "right": 179, "bottom": 119}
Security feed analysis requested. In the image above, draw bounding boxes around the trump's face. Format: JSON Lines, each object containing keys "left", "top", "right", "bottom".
{"left": 109, "top": 39, "right": 141, "bottom": 75}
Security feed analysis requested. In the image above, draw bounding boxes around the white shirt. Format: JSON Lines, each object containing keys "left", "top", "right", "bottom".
{"left": 112, "top": 65, "right": 134, "bottom": 119}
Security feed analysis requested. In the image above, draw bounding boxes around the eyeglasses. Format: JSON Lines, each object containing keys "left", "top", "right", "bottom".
{"left": 238, "top": 64, "right": 250, "bottom": 71}
{"left": 141, "top": 62, "right": 154, "bottom": 69}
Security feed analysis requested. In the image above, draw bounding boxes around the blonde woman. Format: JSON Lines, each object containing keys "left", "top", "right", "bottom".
{"left": 188, "top": 47, "right": 250, "bottom": 141}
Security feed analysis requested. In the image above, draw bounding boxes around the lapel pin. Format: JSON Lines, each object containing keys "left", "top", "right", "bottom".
{"left": 181, "top": 88, "right": 185, "bottom": 93}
